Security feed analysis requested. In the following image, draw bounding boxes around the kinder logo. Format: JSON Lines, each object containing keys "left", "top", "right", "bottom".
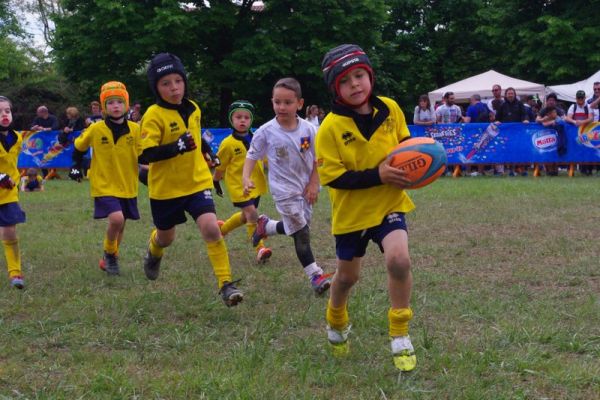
{"left": 156, "top": 64, "right": 174, "bottom": 73}
{"left": 531, "top": 130, "right": 557, "bottom": 152}
{"left": 341, "top": 57, "right": 359, "bottom": 67}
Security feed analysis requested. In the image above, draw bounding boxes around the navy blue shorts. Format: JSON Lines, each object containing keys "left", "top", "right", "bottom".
{"left": 335, "top": 212, "right": 407, "bottom": 261}
{"left": 0, "top": 202, "right": 26, "bottom": 226}
{"left": 150, "top": 190, "right": 216, "bottom": 230}
{"left": 26, "top": 180, "right": 41, "bottom": 191}
{"left": 94, "top": 196, "right": 140, "bottom": 220}
{"left": 233, "top": 196, "right": 260, "bottom": 209}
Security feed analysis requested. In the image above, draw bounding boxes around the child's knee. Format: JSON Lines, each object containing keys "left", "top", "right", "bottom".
{"left": 202, "top": 222, "right": 222, "bottom": 241}
{"left": 387, "top": 254, "right": 411, "bottom": 280}
{"left": 336, "top": 269, "right": 359, "bottom": 289}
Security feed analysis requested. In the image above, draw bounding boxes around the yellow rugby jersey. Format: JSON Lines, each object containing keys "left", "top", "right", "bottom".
{"left": 216, "top": 133, "right": 267, "bottom": 203}
{"left": 74, "top": 120, "right": 142, "bottom": 198}
{"left": 0, "top": 130, "right": 22, "bottom": 205}
{"left": 316, "top": 96, "right": 415, "bottom": 235}
{"left": 140, "top": 100, "right": 213, "bottom": 200}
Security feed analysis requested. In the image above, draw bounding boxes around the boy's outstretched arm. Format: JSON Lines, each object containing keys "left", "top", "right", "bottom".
{"left": 303, "top": 161, "right": 320, "bottom": 205}
{"left": 242, "top": 158, "right": 257, "bottom": 197}
{"left": 138, "top": 132, "right": 196, "bottom": 164}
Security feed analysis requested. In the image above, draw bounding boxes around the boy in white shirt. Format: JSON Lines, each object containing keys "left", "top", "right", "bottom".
{"left": 242, "top": 77, "right": 332, "bottom": 295}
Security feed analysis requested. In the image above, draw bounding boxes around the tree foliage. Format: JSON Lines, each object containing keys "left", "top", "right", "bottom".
{"left": 51, "top": 0, "right": 388, "bottom": 125}
{"left": 14, "top": 0, "right": 600, "bottom": 126}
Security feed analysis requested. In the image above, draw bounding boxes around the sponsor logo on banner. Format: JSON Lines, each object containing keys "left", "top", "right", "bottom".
{"left": 531, "top": 130, "right": 557, "bottom": 152}
{"left": 577, "top": 122, "right": 600, "bottom": 149}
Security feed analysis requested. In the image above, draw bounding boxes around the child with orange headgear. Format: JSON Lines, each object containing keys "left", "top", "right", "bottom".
{"left": 69, "top": 81, "right": 142, "bottom": 276}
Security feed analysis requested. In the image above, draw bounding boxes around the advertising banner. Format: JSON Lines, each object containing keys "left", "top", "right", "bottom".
{"left": 17, "top": 123, "right": 600, "bottom": 169}
{"left": 409, "top": 122, "right": 600, "bottom": 164}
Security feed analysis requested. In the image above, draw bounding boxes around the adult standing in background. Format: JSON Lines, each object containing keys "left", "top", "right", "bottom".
{"left": 494, "top": 88, "right": 529, "bottom": 124}
{"left": 463, "top": 94, "right": 490, "bottom": 123}
{"left": 586, "top": 81, "right": 600, "bottom": 122}
{"left": 305, "top": 104, "right": 320, "bottom": 127}
{"left": 85, "top": 101, "right": 104, "bottom": 127}
{"left": 413, "top": 95, "right": 435, "bottom": 126}
{"left": 435, "top": 92, "right": 462, "bottom": 123}
{"left": 30, "top": 106, "right": 59, "bottom": 132}
{"left": 486, "top": 84, "right": 503, "bottom": 120}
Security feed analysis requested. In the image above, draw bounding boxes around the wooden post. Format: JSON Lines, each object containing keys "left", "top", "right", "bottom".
{"left": 568, "top": 163, "right": 575, "bottom": 177}
{"left": 533, "top": 164, "right": 540, "bottom": 177}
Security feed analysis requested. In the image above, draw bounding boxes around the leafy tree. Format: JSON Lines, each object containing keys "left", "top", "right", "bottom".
{"left": 480, "top": 0, "right": 600, "bottom": 84}
{"left": 51, "top": 0, "right": 389, "bottom": 126}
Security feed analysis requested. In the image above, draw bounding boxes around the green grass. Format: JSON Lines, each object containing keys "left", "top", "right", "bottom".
{"left": 1, "top": 175, "right": 599, "bottom": 399}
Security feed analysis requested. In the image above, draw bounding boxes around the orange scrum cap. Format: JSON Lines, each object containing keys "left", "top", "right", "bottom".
{"left": 99, "top": 81, "right": 130, "bottom": 113}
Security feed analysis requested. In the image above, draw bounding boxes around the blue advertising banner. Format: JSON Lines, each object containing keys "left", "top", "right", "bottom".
{"left": 18, "top": 123, "right": 600, "bottom": 169}
{"left": 19, "top": 130, "right": 83, "bottom": 169}
{"left": 409, "top": 122, "right": 600, "bottom": 164}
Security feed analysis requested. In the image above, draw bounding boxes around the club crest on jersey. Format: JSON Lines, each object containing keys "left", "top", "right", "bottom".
{"left": 101, "top": 136, "right": 109, "bottom": 144}
{"left": 342, "top": 131, "right": 356, "bottom": 145}
{"left": 300, "top": 136, "right": 311, "bottom": 152}
{"left": 170, "top": 121, "right": 180, "bottom": 133}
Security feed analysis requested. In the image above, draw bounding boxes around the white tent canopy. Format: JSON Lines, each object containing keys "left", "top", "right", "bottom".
{"left": 547, "top": 70, "right": 600, "bottom": 103}
{"left": 428, "top": 70, "right": 546, "bottom": 104}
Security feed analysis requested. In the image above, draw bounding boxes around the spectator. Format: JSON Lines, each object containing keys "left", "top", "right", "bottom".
{"left": 318, "top": 107, "right": 326, "bottom": 124}
{"left": 30, "top": 106, "right": 59, "bottom": 131}
{"left": 61, "top": 107, "right": 85, "bottom": 136}
{"left": 464, "top": 94, "right": 491, "bottom": 176}
{"left": 494, "top": 87, "right": 529, "bottom": 124}
{"left": 566, "top": 90, "right": 594, "bottom": 175}
{"left": 586, "top": 81, "right": 600, "bottom": 122}
{"left": 536, "top": 93, "right": 565, "bottom": 123}
{"left": 20, "top": 168, "right": 44, "bottom": 192}
{"left": 413, "top": 95, "right": 435, "bottom": 125}
{"left": 539, "top": 106, "right": 565, "bottom": 176}
{"left": 435, "top": 92, "right": 462, "bottom": 123}
{"left": 85, "top": 101, "right": 104, "bottom": 127}
{"left": 489, "top": 99, "right": 505, "bottom": 175}
{"left": 486, "top": 84, "right": 503, "bottom": 118}
{"left": 127, "top": 102, "right": 142, "bottom": 123}
{"left": 463, "top": 94, "right": 490, "bottom": 123}
{"left": 494, "top": 88, "right": 529, "bottom": 176}
{"left": 305, "top": 104, "right": 320, "bottom": 127}
{"left": 524, "top": 95, "right": 538, "bottom": 122}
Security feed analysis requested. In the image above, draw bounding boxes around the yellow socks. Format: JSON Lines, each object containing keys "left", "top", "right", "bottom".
{"left": 221, "top": 212, "right": 244, "bottom": 236}
{"left": 207, "top": 239, "right": 231, "bottom": 288}
{"left": 246, "top": 222, "right": 264, "bottom": 249}
{"left": 326, "top": 299, "right": 349, "bottom": 331}
{"left": 388, "top": 307, "right": 413, "bottom": 337}
{"left": 103, "top": 236, "right": 118, "bottom": 255}
{"left": 3, "top": 239, "right": 21, "bottom": 278}
{"left": 148, "top": 228, "right": 164, "bottom": 258}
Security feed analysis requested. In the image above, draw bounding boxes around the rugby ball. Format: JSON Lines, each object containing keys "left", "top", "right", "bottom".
{"left": 387, "top": 137, "right": 447, "bottom": 189}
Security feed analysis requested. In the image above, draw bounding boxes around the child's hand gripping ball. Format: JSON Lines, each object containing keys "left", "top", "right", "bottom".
{"left": 387, "top": 137, "right": 447, "bottom": 189}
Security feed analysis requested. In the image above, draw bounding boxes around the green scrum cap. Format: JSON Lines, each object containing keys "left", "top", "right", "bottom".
{"left": 228, "top": 100, "right": 255, "bottom": 126}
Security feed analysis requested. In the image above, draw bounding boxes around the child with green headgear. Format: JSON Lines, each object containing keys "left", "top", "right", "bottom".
{"left": 213, "top": 100, "right": 272, "bottom": 263}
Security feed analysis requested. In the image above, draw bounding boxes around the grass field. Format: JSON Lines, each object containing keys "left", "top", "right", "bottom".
{"left": 1, "top": 175, "right": 599, "bottom": 399}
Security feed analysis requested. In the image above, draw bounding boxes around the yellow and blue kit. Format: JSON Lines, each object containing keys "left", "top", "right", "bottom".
{"left": 216, "top": 132, "right": 267, "bottom": 203}
{"left": 316, "top": 96, "right": 415, "bottom": 235}
{"left": 140, "top": 99, "right": 213, "bottom": 200}
{"left": 74, "top": 119, "right": 142, "bottom": 198}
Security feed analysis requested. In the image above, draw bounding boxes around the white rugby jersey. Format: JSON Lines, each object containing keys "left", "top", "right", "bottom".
{"left": 247, "top": 116, "right": 316, "bottom": 201}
